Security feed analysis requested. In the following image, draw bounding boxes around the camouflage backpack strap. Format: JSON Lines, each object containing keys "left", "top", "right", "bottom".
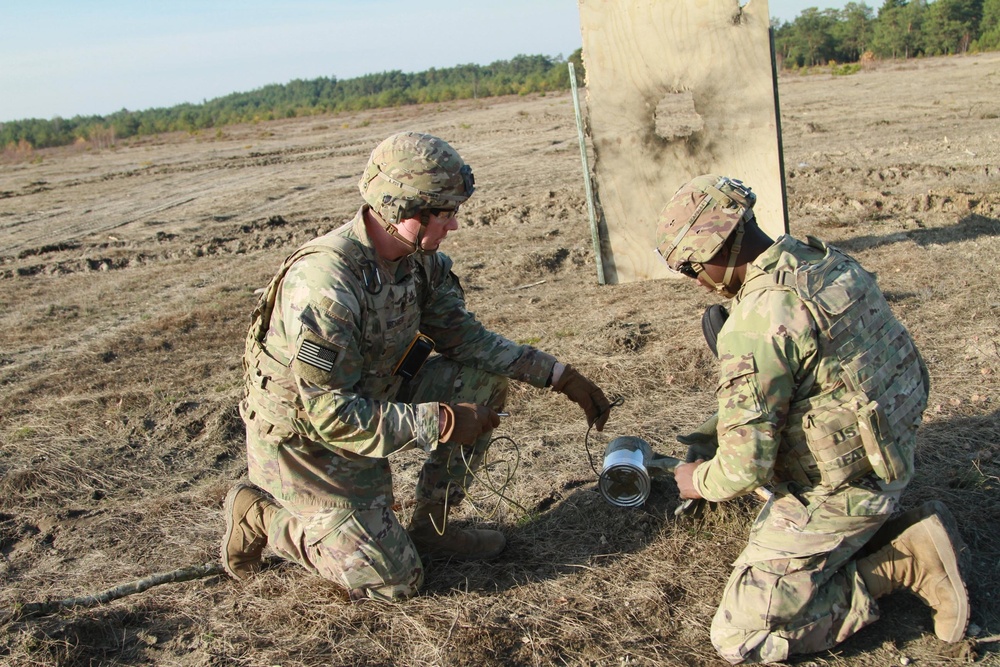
{"left": 248, "top": 221, "right": 371, "bottom": 346}
{"left": 738, "top": 267, "right": 797, "bottom": 299}
{"left": 738, "top": 237, "right": 842, "bottom": 342}
{"left": 248, "top": 245, "right": 322, "bottom": 345}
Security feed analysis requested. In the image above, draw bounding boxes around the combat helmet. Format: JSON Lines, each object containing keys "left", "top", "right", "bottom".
{"left": 654, "top": 175, "right": 756, "bottom": 296}
{"left": 358, "top": 132, "right": 475, "bottom": 252}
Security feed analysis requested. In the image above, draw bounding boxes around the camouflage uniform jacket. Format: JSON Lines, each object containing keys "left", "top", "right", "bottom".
{"left": 241, "top": 207, "right": 556, "bottom": 509}
{"left": 693, "top": 235, "right": 928, "bottom": 502}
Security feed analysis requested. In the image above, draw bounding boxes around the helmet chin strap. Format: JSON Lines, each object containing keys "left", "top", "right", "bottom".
{"left": 376, "top": 210, "right": 427, "bottom": 256}
{"left": 414, "top": 210, "right": 438, "bottom": 256}
{"left": 692, "top": 221, "right": 745, "bottom": 298}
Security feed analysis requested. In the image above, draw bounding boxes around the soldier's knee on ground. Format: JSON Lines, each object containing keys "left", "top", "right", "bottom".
{"left": 709, "top": 564, "right": 801, "bottom": 664}
{"left": 292, "top": 506, "right": 424, "bottom": 602}
{"left": 315, "top": 545, "right": 424, "bottom": 603}
{"left": 354, "top": 567, "right": 425, "bottom": 602}
{"left": 710, "top": 618, "right": 789, "bottom": 665}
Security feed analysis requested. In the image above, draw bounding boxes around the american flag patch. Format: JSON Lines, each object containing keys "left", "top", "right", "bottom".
{"left": 297, "top": 340, "right": 338, "bottom": 372}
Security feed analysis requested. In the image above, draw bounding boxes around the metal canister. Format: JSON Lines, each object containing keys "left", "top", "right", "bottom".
{"left": 598, "top": 436, "right": 653, "bottom": 508}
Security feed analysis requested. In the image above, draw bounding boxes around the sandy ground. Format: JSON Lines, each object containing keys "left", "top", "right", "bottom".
{"left": 1, "top": 52, "right": 999, "bottom": 666}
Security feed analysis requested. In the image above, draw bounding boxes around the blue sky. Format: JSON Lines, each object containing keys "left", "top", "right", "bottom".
{"left": 0, "top": 0, "right": 852, "bottom": 123}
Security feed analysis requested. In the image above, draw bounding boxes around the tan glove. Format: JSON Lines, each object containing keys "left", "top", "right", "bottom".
{"left": 551, "top": 364, "right": 611, "bottom": 431}
{"left": 439, "top": 402, "right": 500, "bottom": 445}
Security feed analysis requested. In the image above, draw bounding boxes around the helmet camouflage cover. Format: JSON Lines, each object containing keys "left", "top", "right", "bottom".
{"left": 358, "top": 131, "right": 475, "bottom": 225}
{"left": 654, "top": 174, "right": 756, "bottom": 272}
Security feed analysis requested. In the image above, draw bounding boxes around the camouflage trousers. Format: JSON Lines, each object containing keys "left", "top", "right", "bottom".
{"left": 711, "top": 480, "right": 904, "bottom": 664}
{"left": 267, "top": 355, "right": 508, "bottom": 601}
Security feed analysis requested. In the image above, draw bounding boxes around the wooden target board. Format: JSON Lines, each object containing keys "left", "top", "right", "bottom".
{"left": 578, "top": 0, "right": 787, "bottom": 284}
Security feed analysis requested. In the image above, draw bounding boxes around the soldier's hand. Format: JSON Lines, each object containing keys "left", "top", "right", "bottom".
{"left": 551, "top": 364, "right": 611, "bottom": 431}
{"left": 674, "top": 460, "right": 714, "bottom": 519}
{"left": 674, "top": 460, "right": 704, "bottom": 500}
{"left": 439, "top": 402, "right": 500, "bottom": 445}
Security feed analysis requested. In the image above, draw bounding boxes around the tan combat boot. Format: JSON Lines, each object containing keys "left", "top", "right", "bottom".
{"left": 221, "top": 481, "right": 279, "bottom": 580}
{"left": 407, "top": 500, "right": 506, "bottom": 561}
{"left": 856, "top": 500, "right": 969, "bottom": 642}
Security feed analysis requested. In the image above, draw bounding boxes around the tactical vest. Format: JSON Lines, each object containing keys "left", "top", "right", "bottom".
{"left": 240, "top": 222, "right": 425, "bottom": 441}
{"left": 741, "top": 237, "right": 928, "bottom": 489}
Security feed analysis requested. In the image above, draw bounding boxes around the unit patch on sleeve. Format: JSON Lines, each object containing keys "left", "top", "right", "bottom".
{"left": 297, "top": 339, "right": 338, "bottom": 372}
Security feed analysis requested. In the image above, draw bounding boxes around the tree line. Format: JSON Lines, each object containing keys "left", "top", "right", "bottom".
{"left": 775, "top": 0, "right": 998, "bottom": 67}
{"left": 1, "top": 52, "right": 585, "bottom": 152}
{"left": 3, "top": 0, "right": 999, "bottom": 152}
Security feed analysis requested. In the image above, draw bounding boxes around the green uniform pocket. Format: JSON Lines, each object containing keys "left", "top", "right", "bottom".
{"left": 716, "top": 353, "right": 765, "bottom": 426}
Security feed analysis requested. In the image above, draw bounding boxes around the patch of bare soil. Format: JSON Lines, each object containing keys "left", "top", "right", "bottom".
{"left": 1, "top": 53, "right": 999, "bottom": 666}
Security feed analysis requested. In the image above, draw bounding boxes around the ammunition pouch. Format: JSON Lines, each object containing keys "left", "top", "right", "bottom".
{"left": 856, "top": 397, "right": 908, "bottom": 483}
{"left": 802, "top": 392, "right": 870, "bottom": 487}
{"left": 802, "top": 391, "right": 908, "bottom": 487}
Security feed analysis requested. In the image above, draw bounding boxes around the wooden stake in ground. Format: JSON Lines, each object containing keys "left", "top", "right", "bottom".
{"left": 0, "top": 562, "right": 224, "bottom": 624}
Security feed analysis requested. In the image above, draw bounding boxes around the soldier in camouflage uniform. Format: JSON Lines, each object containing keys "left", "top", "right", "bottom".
{"left": 221, "top": 131, "right": 611, "bottom": 601}
{"left": 655, "top": 175, "right": 969, "bottom": 663}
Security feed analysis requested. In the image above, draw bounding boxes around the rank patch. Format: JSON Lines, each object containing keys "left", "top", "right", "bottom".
{"left": 297, "top": 340, "right": 338, "bottom": 372}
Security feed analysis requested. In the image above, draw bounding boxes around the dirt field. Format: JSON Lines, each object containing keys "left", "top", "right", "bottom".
{"left": 1, "top": 52, "right": 999, "bottom": 666}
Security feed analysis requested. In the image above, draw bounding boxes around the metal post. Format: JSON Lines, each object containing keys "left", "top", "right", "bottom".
{"left": 568, "top": 62, "right": 605, "bottom": 285}
{"left": 769, "top": 27, "right": 790, "bottom": 234}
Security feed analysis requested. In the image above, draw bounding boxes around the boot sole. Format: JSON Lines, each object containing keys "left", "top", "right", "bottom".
{"left": 918, "top": 501, "right": 970, "bottom": 643}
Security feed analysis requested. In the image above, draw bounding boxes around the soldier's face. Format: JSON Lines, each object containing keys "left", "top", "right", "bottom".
{"left": 395, "top": 210, "right": 459, "bottom": 251}
{"left": 418, "top": 210, "right": 459, "bottom": 250}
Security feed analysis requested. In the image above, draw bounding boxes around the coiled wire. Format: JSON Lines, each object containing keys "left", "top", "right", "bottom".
{"left": 431, "top": 396, "right": 625, "bottom": 534}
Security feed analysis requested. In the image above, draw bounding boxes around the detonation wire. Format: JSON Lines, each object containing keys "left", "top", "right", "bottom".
{"left": 431, "top": 434, "right": 530, "bottom": 536}
{"left": 464, "top": 435, "right": 531, "bottom": 518}
{"left": 430, "top": 396, "right": 624, "bottom": 535}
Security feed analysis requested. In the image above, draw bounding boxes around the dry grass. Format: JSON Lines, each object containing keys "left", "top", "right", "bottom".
{"left": 1, "top": 53, "right": 999, "bottom": 666}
